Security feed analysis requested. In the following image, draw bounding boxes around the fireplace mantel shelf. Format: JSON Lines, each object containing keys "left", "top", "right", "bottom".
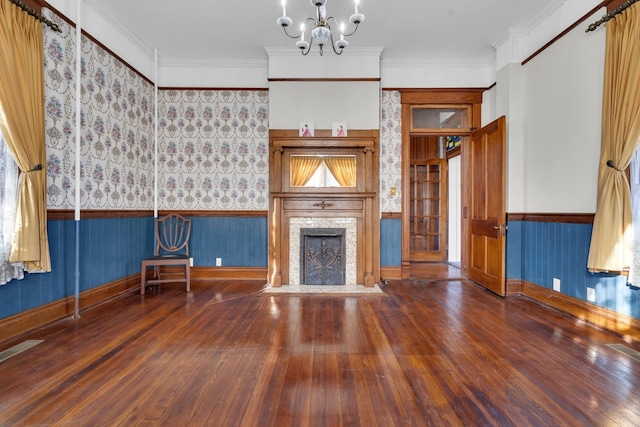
{"left": 271, "top": 192, "right": 377, "bottom": 199}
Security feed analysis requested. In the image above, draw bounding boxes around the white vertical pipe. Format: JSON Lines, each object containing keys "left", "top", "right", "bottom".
{"left": 73, "top": 0, "right": 82, "bottom": 319}
{"left": 74, "top": 0, "right": 81, "bottom": 222}
{"left": 154, "top": 48, "right": 158, "bottom": 218}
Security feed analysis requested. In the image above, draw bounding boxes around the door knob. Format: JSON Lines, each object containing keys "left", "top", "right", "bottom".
{"left": 493, "top": 224, "right": 508, "bottom": 235}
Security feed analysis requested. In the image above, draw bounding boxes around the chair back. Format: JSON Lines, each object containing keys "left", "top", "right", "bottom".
{"left": 155, "top": 214, "right": 191, "bottom": 256}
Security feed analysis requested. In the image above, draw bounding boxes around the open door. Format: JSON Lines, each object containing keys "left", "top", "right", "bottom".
{"left": 466, "top": 116, "right": 507, "bottom": 296}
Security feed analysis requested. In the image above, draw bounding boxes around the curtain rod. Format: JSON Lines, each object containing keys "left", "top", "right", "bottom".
{"left": 8, "top": 0, "right": 62, "bottom": 33}
{"left": 586, "top": 0, "right": 640, "bottom": 32}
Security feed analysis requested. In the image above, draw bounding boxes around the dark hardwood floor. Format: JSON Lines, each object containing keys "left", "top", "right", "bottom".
{"left": 1, "top": 271, "right": 640, "bottom": 426}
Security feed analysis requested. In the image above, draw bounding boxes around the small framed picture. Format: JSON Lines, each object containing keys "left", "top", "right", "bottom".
{"left": 300, "top": 122, "right": 314, "bottom": 137}
{"left": 332, "top": 122, "right": 347, "bottom": 137}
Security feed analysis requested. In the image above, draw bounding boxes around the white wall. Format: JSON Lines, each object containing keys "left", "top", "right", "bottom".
{"left": 159, "top": 59, "right": 268, "bottom": 88}
{"left": 448, "top": 156, "right": 461, "bottom": 263}
{"left": 481, "top": 86, "right": 497, "bottom": 126}
{"left": 382, "top": 59, "right": 495, "bottom": 89}
{"left": 521, "top": 10, "right": 605, "bottom": 213}
{"left": 269, "top": 81, "right": 380, "bottom": 130}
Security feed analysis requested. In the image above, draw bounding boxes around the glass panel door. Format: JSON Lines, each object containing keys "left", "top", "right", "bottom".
{"left": 410, "top": 157, "right": 446, "bottom": 260}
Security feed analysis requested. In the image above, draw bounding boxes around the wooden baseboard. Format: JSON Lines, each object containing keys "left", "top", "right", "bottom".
{"left": 510, "top": 279, "right": 640, "bottom": 342}
{"left": 191, "top": 266, "right": 267, "bottom": 281}
{"left": 0, "top": 273, "right": 139, "bottom": 345}
{"left": 0, "top": 267, "right": 268, "bottom": 346}
{"left": 506, "top": 279, "right": 523, "bottom": 296}
{"left": 380, "top": 266, "right": 401, "bottom": 281}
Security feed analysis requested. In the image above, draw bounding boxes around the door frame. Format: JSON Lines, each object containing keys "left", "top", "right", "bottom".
{"left": 400, "top": 89, "right": 483, "bottom": 279}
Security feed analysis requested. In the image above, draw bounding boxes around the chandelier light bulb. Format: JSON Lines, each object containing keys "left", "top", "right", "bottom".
{"left": 281, "top": 0, "right": 286, "bottom": 17}
{"left": 355, "top": 0, "right": 360, "bottom": 14}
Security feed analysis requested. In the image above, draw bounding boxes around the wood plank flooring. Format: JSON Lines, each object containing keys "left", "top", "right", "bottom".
{"left": 1, "top": 274, "right": 640, "bottom": 426}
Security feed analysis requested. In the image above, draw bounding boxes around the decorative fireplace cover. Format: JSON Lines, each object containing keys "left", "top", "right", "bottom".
{"left": 300, "top": 228, "right": 346, "bottom": 285}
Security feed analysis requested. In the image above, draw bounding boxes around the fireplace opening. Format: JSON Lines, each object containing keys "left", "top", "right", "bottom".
{"left": 300, "top": 228, "right": 346, "bottom": 285}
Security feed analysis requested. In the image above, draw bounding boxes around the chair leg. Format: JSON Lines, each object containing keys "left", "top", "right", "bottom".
{"left": 186, "top": 264, "right": 191, "bottom": 293}
{"left": 140, "top": 265, "right": 146, "bottom": 295}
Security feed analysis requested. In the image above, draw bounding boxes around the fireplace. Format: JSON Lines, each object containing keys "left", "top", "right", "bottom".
{"left": 268, "top": 129, "right": 380, "bottom": 288}
{"left": 300, "top": 228, "right": 346, "bottom": 285}
{"left": 289, "top": 218, "right": 357, "bottom": 285}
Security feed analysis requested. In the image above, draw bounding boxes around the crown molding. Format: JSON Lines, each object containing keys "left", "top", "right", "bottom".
{"left": 382, "top": 57, "right": 495, "bottom": 69}
{"left": 265, "top": 46, "right": 385, "bottom": 58}
{"left": 84, "top": 0, "right": 154, "bottom": 60}
{"left": 492, "top": 0, "right": 567, "bottom": 50}
{"left": 160, "top": 58, "right": 268, "bottom": 69}
{"left": 522, "top": 0, "right": 569, "bottom": 35}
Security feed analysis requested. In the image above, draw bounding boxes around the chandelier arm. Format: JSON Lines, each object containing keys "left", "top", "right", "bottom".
{"left": 341, "top": 23, "right": 359, "bottom": 37}
{"left": 301, "top": 43, "right": 313, "bottom": 56}
{"left": 326, "top": 16, "right": 359, "bottom": 38}
{"left": 282, "top": 26, "right": 302, "bottom": 39}
{"left": 282, "top": 17, "right": 317, "bottom": 40}
{"left": 328, "top": 27, "right": 344, "bottom": 55}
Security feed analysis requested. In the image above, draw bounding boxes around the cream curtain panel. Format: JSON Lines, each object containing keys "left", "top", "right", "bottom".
{"left": 290, "top": 156, "right": 323, "bottom": 187}
{"left": 324, "top": 156, "right": 356, "bottom": 187}
{"left": 588, "top": 3, "right": 640, "bottom": 272}
{"left": 0, "top": 0, "right": 51, "bottom": 272}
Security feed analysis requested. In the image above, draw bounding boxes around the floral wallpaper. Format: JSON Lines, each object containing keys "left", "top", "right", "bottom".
{"left": 42, "top": 11, "right": 397, "bottom": 214}
{"left": 158, "top": 90, "right": 269, "bottom": 210}
{"left": 380, "top": 90, "right": 402, "bottom": 213}
{"left": 43, "top": 12, "right": 154, "bottom": 210}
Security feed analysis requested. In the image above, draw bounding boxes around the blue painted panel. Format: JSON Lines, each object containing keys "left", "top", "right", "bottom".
{"left": 506, "top": 220, "right": 522, "bottom": 279}
{"left": 0, "top": 216, "right": 154, "bottom": 320}
{"left": 189, "top": 216, "right": 267, "bottom": 267}
{"left": 514, "top": 220, "right": 640, "bottom": 319}
{"left": 380, "top": 218, "right": 401, "bottom": 266}
{"left": 78, "top": 216, "right": 154, "bottom": 291}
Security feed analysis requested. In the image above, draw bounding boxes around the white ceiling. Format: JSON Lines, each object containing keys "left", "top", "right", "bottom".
{"left": 82, "top": 0, "right": 563, "bottom": 64}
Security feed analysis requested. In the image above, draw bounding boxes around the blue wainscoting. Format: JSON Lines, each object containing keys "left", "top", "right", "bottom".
{"left": 0, "top": 215, "right": 269, "bottom": 321}
{"left": 0, "top": 216, "right": 154, "bottom": 320}
{"left": 13, "top": 217, "right": 636, "bottom": 323}
{"left": 507, "top": 220, "right": 640, "bottom": 319}
{"left": 189, "top": 216, "right": 268, "bottom": 267}
{"left": 380, "top": 218, "right": 402, "bottom": 266}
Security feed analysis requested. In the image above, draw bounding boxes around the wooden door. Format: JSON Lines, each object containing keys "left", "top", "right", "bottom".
{"left": 466, "top": 116, "right": 507, "bottom": 296}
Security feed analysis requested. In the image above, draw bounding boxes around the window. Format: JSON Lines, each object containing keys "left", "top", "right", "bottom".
{"left": 290, "top": 155, "right": 356, "bottom": 188}
{"left": 282, "top": 148, "right": 363, "bottom": 193}
{"left": 0, "top": 130, "right": 24, "bottom": 285}
{"left": 630, "top": 150, "right": 640, "bottom": 285}
{"left": 410, "top": 105, "right": 472, "bottom": 133}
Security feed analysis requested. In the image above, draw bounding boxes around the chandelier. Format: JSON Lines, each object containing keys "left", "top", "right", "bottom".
{"left": 277, "top": 0, "right": 365, "bottom": 56}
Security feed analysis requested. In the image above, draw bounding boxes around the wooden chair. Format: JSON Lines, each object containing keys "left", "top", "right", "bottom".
{"left": 141, "top": 214, "right": 192, "bottom": 295}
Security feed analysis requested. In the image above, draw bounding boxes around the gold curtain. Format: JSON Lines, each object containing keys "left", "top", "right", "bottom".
{"left": 290, "top": 156, "right": 323, "bottom": 187}
{"left": 0, "top": 0, "right": 51, "bottom": 271}
{"left": 324, "top": 156, "right": 356, "bottom": 187}
{"left": 588, "top": 3, "right": 640, "bottom": 272}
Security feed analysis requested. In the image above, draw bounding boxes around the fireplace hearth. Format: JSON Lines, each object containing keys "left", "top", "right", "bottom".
{"left": 300, "top": 228, "right": 346, "bottom": 285}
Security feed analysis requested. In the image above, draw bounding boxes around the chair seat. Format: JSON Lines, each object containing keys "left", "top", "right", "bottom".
{"left": 146, "top": 254, "right": 189, "bottom": 261}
